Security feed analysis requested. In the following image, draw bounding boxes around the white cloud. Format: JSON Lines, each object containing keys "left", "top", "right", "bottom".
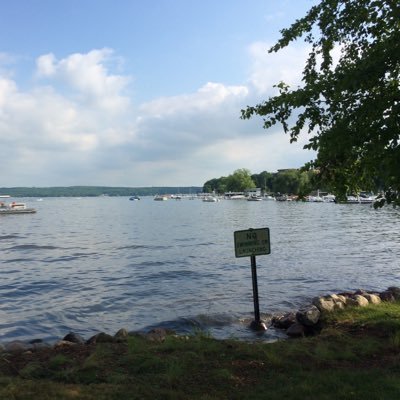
{"left": 247, "top": 41, "right": 309, "bottom": 95}
{"left": 0, "top": 43, "right": 316, "bottom": 187}
{"left": 36, "top": 49, "right": 131, "bottom": 114}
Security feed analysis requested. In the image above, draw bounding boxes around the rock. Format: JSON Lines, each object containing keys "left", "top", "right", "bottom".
{"left": 387, "top": 287, "right": 400, "bottom": 300}
{"left": 347, "top": 295, "right": 369, "bottom": 307}
{"left": 336, "top": 294, "right": 347, "bottom": 304}
{"left": 86, "top": 332, "right": 115, "bottom": 344}
{"left": 63, "top": 332, "right": 85, "bottom": 344}
{"left": 32, "top": 342, "right": 51, "bottom": 351}
{"left": 296, "top": 305, "right": 321, "bottom": 326}
{"left": 363, "top": 293, "right": 381, "bottom": 304}
{"left": 4, "top": 341, "right": 32, "bottom": 353}
{"left": 29, "top": 338, "right": 43, "bottom": 344}
{"left": 312, "top": 296, "right": 336, "bottom": 313}
{"left": 286, "top": 323, "right": 305, "bottom": 338}
{"left": 355, "top": 289, "right": 368, "bottom": 296}
{"left": 380, "top": 291, "right": 395, "bottom": 302}
{"left": 145, "top": 328, "right": 174, "bottom": 342}
{"left": 54, "top": 340, "right": 78, "bottom": 349}
{"left": 114, "top": 328, "right": 129, "bottom": 340}
{"left": 271, "top": 312, "right": 296, "bottom": 329}
{"left": 353, "top": 295, "right": 369, "bottom": 307}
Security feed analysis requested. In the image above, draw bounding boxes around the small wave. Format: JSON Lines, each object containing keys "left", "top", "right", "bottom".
{"left": 117, "top": 244, "right": 169, "bottom": 250}
{"left": 0, "top": 234, "right": 23, "bottom": 240}
{"left": 2, "top": 258, "right": 37, "bottom": 264}
{"left": 6, "top": 244, "right": 61, "bottom": 251}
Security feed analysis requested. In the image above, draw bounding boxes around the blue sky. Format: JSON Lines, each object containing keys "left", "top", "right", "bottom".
{"left": 0, "top": 0, "right": 318, "bottom": 187}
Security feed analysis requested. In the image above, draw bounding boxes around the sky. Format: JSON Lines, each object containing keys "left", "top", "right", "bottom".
{"left": 0, "top": 0, "right": 319, "bottom": 187}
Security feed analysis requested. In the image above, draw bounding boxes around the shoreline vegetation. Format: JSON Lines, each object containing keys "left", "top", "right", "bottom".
{"left": 1, "top": 287, "right": 399, "bottom": 399}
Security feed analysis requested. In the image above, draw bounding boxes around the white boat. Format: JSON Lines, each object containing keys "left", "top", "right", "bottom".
{"left": 346, "top": 193, "right": 377, "bottom": 204}
{"left": 154, "top": 195, "right": 168, "bottom": 201}
{"left": 203, "top": 196, "right": 219, "bottom": 202}
{"left": 247, "top": 195, "right": 262, "bottom": 201}
{"left": 0, "top": 202, "right": 36, "bottom": 214}
{"left": 224, "top": 192, "right": 246, "bottom": 200}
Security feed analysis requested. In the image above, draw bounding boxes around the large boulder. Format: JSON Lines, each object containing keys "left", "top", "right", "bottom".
{"left": 363, "top": 293, "right": 381, "bottom": 304}
{"left": 296, "top": 305, "right": 321, "bottom": 326}
{"left": 271, "top": 312, "right": 296, "bottom": 329}
{"left": 347, "top": 295, "right": 369, "bottom": 307}
{"left": 63, "top": 332, "right": 85, "bottom": 344}
{"left": 312, "top": 296, "right": 336, "bottom": 313}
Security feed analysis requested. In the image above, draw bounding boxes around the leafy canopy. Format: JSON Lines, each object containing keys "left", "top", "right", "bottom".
{"left": 241, "top": 0, "right": 400, "bottom": 206}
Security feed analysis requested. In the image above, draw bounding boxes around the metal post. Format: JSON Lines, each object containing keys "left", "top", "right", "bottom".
{"left": 250, "top": 255, "right": 260, "bottom": 322}
{"left": 250, "top": 255, "right": 267, "bottom": 331}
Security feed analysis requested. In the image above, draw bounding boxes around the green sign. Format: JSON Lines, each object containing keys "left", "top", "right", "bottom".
{"left": 234, "top": 228, "right": 271, "bottom": 258}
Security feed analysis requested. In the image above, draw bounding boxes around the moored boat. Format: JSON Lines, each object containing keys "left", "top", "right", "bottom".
{"left": 0, "top": 202, "right": 36, "bottom": 214}
{"left": 203, "top": 196, "right": 220, "bottom": 202}
{"left": 247, "top": 195, "right": 263, "bottom": 201}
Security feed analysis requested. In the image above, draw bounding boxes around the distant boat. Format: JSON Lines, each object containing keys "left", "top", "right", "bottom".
{"left": 129, "top": 196, "right": 140, "bottom": 201}
{"left": 0, "top": 201, "right": 36, "bottom": 214}
{"left": 247, "top": 195, "right": 262, "bottom": 201}
{"left": 154, "top": 195, "right": 168, "bottom": 201}
{"left": 0, "top": 194, "right": 11, "bottom": 198}
{"left": 202, "top": 196, "right": 219, "bottom": 202}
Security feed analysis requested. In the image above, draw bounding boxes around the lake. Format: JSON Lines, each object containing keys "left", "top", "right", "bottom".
{"left": 1, "top": 196, "right": 399, "bottom": 343}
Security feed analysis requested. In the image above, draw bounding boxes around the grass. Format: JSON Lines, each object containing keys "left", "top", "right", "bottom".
{"left": 1, "top": 302, "right": 400, "bottom": 399}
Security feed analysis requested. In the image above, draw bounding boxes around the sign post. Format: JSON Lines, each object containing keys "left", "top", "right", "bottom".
{"left": 234, "top": 228, "right": 270, "bottom": 331}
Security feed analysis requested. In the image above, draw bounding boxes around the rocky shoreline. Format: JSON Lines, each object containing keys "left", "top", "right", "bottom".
{"left": 271, "top": 286, "right": 400, "bottom": 337}
{"left": 1, "top": 286, "right": 399, "bottom": 354}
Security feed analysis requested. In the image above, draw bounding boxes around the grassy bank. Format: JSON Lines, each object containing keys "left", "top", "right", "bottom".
{"left": 1, "top": 302, "right": 400, "bottom": 399}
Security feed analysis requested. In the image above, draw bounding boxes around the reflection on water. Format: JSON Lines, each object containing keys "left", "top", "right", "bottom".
{"left": 0, "top": 197, "right": 399, "bottom": 343}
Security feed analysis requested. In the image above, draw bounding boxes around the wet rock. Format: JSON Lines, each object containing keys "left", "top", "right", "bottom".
{"left": 63, "top": 332, "right": 85, "bottom": 344}
{"left": 271, "top": 312, "right": 296, "bottom": 329}
{"left": 286, "top": 323, "right": 305, "bottom": 338}
{"left": 296, "top": 305, "right": 320, "bottom": 326}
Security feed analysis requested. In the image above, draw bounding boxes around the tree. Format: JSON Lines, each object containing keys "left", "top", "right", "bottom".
{"left": 226, "top": 168, "right": 256, "bottom": 192}
{"left": 252, "top": 171, "right": 274, "bottom": 193}
{"left": 242, "top": 0, "right": 400, "bottom": 206}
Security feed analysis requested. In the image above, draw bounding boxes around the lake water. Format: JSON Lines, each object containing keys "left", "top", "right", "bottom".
{"left": 1, "top": 197, "right": 399, "bottom": 344}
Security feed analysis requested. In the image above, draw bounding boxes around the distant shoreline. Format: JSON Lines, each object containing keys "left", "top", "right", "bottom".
{"left": 0, "top": 186, "right": 203, "bottom": 198}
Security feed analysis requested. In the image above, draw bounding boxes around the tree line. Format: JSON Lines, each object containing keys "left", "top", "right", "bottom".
{"left": 0, "top": 186, "right": 203, "bottom": 198}
{"left": 202, "top": 168, "right": 318, "bottom": 197}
